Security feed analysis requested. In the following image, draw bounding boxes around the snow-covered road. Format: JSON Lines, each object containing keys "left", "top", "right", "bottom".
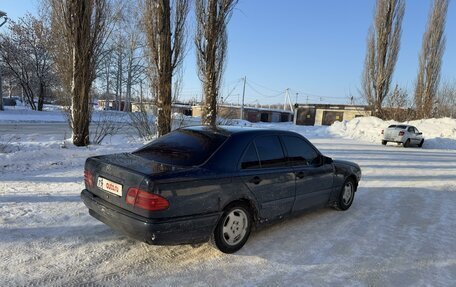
{"left": 1, "top": 133, "right": 455, "bottom": 286}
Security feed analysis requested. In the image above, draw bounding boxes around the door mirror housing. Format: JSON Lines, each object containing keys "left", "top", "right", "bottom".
{"left": 322, "top": 156, "right": 333, "bottom": 164}
{"left": 417, "top": 132, "right": 423, "bottom": 135}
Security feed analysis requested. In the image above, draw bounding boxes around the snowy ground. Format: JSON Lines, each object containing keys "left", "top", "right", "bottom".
{"left": 1, "top": 111, "right": 456, "bottom": 286}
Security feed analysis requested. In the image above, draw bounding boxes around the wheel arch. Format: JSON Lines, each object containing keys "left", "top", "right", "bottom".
{"left": 346, "top": 174, "right": 359, "bottom": 191}
{"left": 221, "top": 198, "right": 259, "bottom": 223}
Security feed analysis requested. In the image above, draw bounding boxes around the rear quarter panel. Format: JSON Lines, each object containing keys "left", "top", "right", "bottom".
{"left": 152, "top": 170, "right": 259, "bottom": 219}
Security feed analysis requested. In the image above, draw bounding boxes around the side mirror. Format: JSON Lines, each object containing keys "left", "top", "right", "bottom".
{"left": 417, "top": 132, "right": 423, "bottom": 135}
{"left": 323, "top": 156, "right": 333, "bottom": 164}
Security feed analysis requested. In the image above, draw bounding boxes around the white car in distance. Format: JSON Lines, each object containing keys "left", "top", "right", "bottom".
{"left": 381, "top": 124, "right": 424, "bottom": 147}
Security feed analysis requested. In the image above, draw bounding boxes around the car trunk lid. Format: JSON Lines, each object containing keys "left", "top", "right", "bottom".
{"left": 385, "top": 126, "right": 405, "bottom": 138}
{"left": 84, "top": 153, "right": 187, "bottom": 217}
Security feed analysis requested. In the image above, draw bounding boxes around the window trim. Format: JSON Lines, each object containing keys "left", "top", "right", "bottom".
{"left": 239, "top": 142, "right": 262, "bottom": 170}
{"left": 238, "top": 134, "right": 289, "bottom": 171}
{"left": 280, "top": 135, "right": 322, "bottom": 167}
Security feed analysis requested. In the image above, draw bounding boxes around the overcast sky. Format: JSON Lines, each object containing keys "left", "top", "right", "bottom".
{"left": 2, "top": 0, "right": 455, "bottom": 105}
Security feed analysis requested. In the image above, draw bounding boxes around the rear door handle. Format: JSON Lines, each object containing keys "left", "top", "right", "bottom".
{"left": 249, "top": 176, "right": 262, "bottom": 185}
{"left": 295, "top": 171, "right": 305, "bottom": 179}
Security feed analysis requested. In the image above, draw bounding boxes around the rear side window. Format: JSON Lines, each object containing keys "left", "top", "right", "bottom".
{"left": 254, "top": 136, "right": 287, "bottom": 168}
{"left": 282, "top": 136, "right": 320, "bottom": 166}
{"left": 240, "top": 144, "right": 261, "bottom": 169}
{"left": 133, "top": 129, "right": 227, "bottom": 166}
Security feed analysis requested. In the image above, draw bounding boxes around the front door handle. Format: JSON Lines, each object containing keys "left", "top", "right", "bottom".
{"left": 249, "top": 176, "right": 262, "bottom": 185}
{"left": 295, "top": 171, "right": 305, "bottom": 179}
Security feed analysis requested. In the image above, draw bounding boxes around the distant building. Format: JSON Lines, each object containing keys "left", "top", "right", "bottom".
{"left": 98, "top": 100, "right": 130, "bottom": 111}
{"left": 131, "top": 102, "right": 192, "bottom": 116}
{"left": 191, "top": 104, "right": 293, "bottom": 123}
{"left": 294, "top": 104, "right": 371, "bottom": 126}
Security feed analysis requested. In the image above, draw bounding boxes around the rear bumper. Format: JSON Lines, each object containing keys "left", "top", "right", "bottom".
{"left": 383, "top": 136, "right": 406, "bottom": 143}
{"left": 81, "top": 189, "right": 221, "bottom": 245}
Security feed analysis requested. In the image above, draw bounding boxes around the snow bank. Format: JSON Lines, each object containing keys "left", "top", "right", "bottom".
{"left": 0, "top": 109, "right": 66, "bottom": 123}
{"left": 329, "top": 116, "right": 456, "bottom": 149}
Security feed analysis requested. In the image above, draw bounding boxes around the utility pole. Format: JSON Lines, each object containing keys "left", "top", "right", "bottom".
{"left": 240, "top": 76, "right": 246, "bottom": 120}
{"left": 0, "top": 10, "right": 8, "bottom": 111}
{"left": 284, "top": 88, "right": 289, "bottom": 110}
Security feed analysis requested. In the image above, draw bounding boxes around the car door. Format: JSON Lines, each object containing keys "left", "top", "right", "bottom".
{"left": 239, "top": 136, "right": 295, "bottom": 220}
{"left": 407, "top": 127, "right": 417, "bottom": 144}
{"left": 412, "top": 127, "right": 423, "bottom": 143}
{"left": 407, "top": 127, "right": 420, "bottom": 144}
{"left": 280, "top": 135, "right": 334, "bottom": 212}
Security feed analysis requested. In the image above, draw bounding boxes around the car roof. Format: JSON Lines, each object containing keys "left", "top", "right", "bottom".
{"left": 388, "top": 124, "right": 415, "bottom": 128}
{"left": 182, "top": 125, "right": 298, "bottom": 137}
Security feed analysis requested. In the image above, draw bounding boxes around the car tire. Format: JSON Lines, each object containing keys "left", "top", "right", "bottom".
{"left": 382, "top": 140, "right": 387, "bottom": 145}
{"left": 334, "top": 178, "right": 356, "bottom": 211}
{"left": 210, "top": 202, "right": 252, "bottom": 253}
{"left": 418, "top": 139, "right": 424, "bottom": 148}
{"left": 403, "top": 139, "right": 410, "bottom": 147}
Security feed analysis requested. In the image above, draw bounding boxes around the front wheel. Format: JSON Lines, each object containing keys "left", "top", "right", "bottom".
{"left": 418, "top": 139, "right": 424, "bottom": 147}
{"left": 382, "top": 140, "right": 387, "bottom": 145}
{"left": 334, "top": 178, "right": 356, "bottom": 211}
{"left": 210, "top": 203, "right": 252, "bottom": 253}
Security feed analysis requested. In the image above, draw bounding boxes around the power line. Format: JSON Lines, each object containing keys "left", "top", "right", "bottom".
{"left": 245, "top": 82, "right": 284, "bottom": 98}
{"left": 247, "top": 78, "right": 282, "bottom": 93}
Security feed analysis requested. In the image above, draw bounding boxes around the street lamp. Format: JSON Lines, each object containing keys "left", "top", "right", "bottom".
{"left": 0, "top": 10, "right": 7, "bottom": 111}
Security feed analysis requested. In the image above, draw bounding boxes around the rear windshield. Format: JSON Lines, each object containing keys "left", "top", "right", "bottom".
{"left": 133, "top": 129, "right": 228, "bottom": 166}
{"left": 389, "top": 124, "right": 407, "bottom": 129}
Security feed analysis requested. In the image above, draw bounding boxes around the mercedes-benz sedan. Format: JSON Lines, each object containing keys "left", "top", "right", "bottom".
{"left": 81, "top": 126, "right": 361, "bottom": 253}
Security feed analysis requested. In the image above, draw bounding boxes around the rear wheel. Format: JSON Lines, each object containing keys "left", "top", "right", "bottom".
{"left": 418, "top": 139, "right": 424, "bottom": 147}
{"left": 211, "top": 203, "right": 252, "bottom": 253}
{"left": 334, "top": 178, "right": 356, "bottom": 211}
{"left": 403, "top": 139, "right": 410, "bottom": 147}
{"left": 381, "top": 140, "right": 387, "bottom": 145}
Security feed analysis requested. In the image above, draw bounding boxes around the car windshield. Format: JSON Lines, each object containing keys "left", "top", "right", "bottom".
{"left": 133, "top": 129, "right": 228, "bottom": 166}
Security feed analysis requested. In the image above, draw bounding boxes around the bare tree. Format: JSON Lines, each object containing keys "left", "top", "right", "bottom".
{"left": 435, "top": 80, "right": 456, "bottom": 118}
{"left": 414, "top": 0, "right": 448, "bottom": 119}
{"left": 383, "top": 84, "right": 414, "bottom": 121}
{"left": 195, "top": 0, "right": 238, "bottom": 127}
{"left": 48, "top": 0, "right": 110, "bottom": 146}
{"left": 361, "top": 0, "right": 405, "bottom": 118}
{"left": 143, "top": 0, "right": 189, "bottom": 137}
{"left": 0, "top": 14, "right": 54, "bottom": 111}
{"left": 0, "top": 11, "right": 7, "bottom": 111}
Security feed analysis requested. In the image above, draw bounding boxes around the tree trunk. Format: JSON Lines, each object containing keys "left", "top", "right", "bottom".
{"left": 156, "top": 0, "right": 172, "bottom": 137}
{"left": 71, "top": 74, "right": 91, "bottom": 146}
{"left": 37, "top": 82, "right": 45, "bottom": 111}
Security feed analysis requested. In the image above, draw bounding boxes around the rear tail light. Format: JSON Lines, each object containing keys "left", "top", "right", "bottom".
{"left": 381, "top": 129, "right": 384, "bottom": 134}
{"left": 126, "top": 188, "right": 169, "bottom": 211}
{"left": 399, "top": 131, "right": 405, "bottom": 136}
{"left": 84, "top": 169, "right": 94, "bottom": 188}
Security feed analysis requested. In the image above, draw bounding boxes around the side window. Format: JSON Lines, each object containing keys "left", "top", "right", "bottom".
{"left": 282, "top": 136, "right": 320, "bottom": 166}
{"left": 254, "top": 136, "right": 287, "bottom": 168}
{"left": 241, "top": 144, "right": 261, "bottom": 169}
{"left": 407, "top": 127, "right": 414, "bottom": 133}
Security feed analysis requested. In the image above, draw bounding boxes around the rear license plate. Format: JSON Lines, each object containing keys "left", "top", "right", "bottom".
{"left": 97, "top": 176, "right": 122, "bottom": 197}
